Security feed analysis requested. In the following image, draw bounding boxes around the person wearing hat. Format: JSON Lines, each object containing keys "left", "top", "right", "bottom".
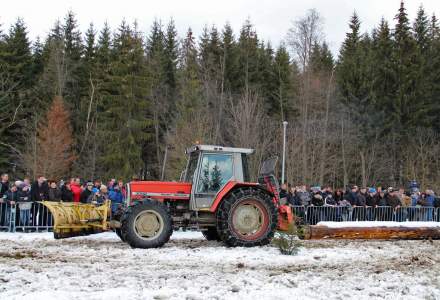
{"left": 366, "top": 188, "right": 377, "bottom": 221}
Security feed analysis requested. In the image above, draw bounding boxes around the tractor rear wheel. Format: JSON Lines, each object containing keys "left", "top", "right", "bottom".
{"left": 216, "top": 187, "right": 277, "bottom": 247}
{"left": 202, "top": 227, "right": 221, "bottom": 241}
{"left": 121, "top": 200, "right": 172, "bottom": 248}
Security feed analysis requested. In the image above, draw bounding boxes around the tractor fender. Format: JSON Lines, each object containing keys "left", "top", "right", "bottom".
{"left": 209, "top": 181, "right": 273, "bottom": 213}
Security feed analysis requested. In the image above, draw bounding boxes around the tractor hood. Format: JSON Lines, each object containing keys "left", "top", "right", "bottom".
{"left": 128, "top": 181, "right": 192, "bottom": 204}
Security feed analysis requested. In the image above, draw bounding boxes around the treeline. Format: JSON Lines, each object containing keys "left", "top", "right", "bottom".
{"left": 1, "top": 1, "right": 440, "bottom": 189}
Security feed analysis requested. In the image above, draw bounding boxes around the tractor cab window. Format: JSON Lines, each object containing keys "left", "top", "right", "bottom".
{"left": 197, "top": 153, "right": 233, "bottom": 193}
{"left": 184, "top": 152, "right": 199, "bottom": 183}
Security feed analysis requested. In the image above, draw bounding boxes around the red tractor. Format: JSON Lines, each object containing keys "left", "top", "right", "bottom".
{"left": 43, "top": 145, "right": 292, "bottom": 248}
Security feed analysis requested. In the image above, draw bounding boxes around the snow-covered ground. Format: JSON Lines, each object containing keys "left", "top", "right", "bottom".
{"left": 1, "top": 230, "right": 439, "bottom": 300}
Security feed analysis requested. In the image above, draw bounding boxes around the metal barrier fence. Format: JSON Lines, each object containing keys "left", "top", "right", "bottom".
{"left": 0, "top": 202, "right": 53, "bottom": 232}
{"left": 291, "top": 205, "right": 440, "bottom": 225}
{"left": 1, "top": 203, "right": 440, "bottom": 232}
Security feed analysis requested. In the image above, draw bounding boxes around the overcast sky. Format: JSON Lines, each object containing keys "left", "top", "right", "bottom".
{"left": 2, "top": 0, "right": 440, "bottom": 55}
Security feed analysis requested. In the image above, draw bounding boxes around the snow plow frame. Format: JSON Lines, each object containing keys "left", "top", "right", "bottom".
{"left": 40, "top": 200, "right": 111, "bottom": 239}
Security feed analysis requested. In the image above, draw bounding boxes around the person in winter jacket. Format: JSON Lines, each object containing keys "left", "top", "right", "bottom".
{"left": 31, "top": 176, "right": 50, "bottom": 226}
{"left": 0, "top": 173, "right": 9, "bottom": 198}
{"left": 48, "top": 181, "right": 61, "bottom": 201}
{"left": 386, "top": 188, "right": 402, "bottom": 221}
{"left": 422, "top": 190, "right": 436, "bottom": 221}
{"left": 70, "top": 178, "right": 82, "bottom": 203}
{"left": 3, "top": 183, "right": 19, "bottom": 226}
{"left": 386, "top": 188, "right": 402, "bottom": 208}
{"left": 31, "top": 176, "right": 49, "bottom": 202}
{"left": 279, "top": 183, "right": 289, "bottom": 205}
{"left": 80, "top": 182, "right": 94, "bottom": 204}
{"left": 365, "top": 188, "right": 378, "bottom": 221}
{"left": 87, "top": 185, "right": 109, "bottom": 205}
{"left": 108, "top": 184, "right": 124, "bottom": 214}
{"left": 334, "top": 189, "right": 344, "bottom": 205}
{"left": 344, "top": 185, "right": 359, "bottom": 206}
{"left": 61, "top": 183, "right": 74, "bottom": 202}
{"left": 92, "top": 180, "right": 101, "bottom": 194}
{"left": 17, "top": 183, "right": 32, "bottom": 226}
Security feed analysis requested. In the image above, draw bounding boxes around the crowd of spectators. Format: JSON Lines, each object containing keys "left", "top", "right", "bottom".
{"left": 0, "top": 173, "right": 126, "bottom": 230}
{"left": 279, "top": 183, "right": 440, "bottom": 223}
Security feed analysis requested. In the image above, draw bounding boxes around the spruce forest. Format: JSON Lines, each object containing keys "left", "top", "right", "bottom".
{"left": 1, "top": 1, "right": 440, "bottom": 189}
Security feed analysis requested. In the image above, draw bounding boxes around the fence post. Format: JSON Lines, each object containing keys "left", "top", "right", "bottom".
{"left": 9, "top": 203, "right": 16, "bottom": 233}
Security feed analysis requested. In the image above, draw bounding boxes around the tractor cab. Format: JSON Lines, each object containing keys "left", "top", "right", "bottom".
{"left": 183, "top": 145, "right": 254, "bottom": 211}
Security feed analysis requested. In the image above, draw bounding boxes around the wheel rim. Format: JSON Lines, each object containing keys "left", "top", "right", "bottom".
{"left": 134, "top": 210, "right": 164, "bottom": 241}
{"left": 231, "top": 199, "right": 269, "bottom": 240}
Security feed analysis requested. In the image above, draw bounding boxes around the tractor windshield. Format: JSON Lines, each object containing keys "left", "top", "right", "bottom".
{"left": 184, "top": 152, "right": 199, "bottom": 183}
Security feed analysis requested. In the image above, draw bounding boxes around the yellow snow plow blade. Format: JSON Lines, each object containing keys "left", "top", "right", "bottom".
{"left": 40, "top": 200, "right": 111, "bottom": 239}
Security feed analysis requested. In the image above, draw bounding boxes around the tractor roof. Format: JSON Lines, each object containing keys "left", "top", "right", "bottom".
{"left": 186, "top": 145, "right": 254, "bottom": 155}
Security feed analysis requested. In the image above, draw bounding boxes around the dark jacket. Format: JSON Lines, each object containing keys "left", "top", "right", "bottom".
{"left": 61, "top": 186, "right": 73, "bottom": 202}
{"left": 0, "top": 181, "right": 9, "bottom": 197}
{"left": 18, "top": 189, "right": 31, "bottom": 202}
{"left": 386, "top": 194, "right": 401, "bottom": 208}
{"left": 356, "top": 192, "right": 367, "bottom": 206}
{"left": 31, "top": 181, "right": 49, "bottom": 202}
{"left": 377, "top": 194, "right": 387, "bottom": 206}
{"left": 311, "top": 192, "right": 324, "bottom": 206}
{"left": 4, "top": 189, "right": 19, "bottom": 204}
{"left": 366, "top": 194, "right": 377, "bottom": 207}
{"left": 87, "top": 192, "right": 108, "bottom": 205}
{"left": 289, "top": 193, "right": 302, "bottom": 206}
{"left": 344, "top": 191, "right": 358, "bottom": 206}
{"left": 48, "top": 187, "right": 61, "bottom": 201}
{"left": 80, "top": 189, "right": 93, "bottom": 204}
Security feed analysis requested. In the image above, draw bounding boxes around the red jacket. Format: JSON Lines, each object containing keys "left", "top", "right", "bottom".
{"left": 70, "top": 183, "right": 82, "bottom": 203}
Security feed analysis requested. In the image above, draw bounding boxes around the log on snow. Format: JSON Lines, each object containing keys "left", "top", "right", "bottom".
{"left": 303, "top": 225, "right": 440, "bottom": 240}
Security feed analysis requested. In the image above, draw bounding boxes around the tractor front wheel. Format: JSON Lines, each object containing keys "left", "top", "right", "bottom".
{"left": 216, "top": 187, "right": 277, "bottom": 247}
{"left": 121, "top": 200, "right": 172, "bottom": 248}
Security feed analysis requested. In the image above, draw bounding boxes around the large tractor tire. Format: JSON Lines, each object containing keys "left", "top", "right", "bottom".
{"left": 202, "top": 227, "right": 221, "bottom": 241}
{"left": 115, "top": 228, "right": 126, "bottom": 242}
{"left": 120, "top": 200, "right": 173, "bottom": 248}
{"left": 216, "top": 187, "right": 277, "bottom": 247}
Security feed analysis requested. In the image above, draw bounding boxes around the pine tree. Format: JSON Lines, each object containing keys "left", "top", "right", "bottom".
{"left": 413, "top": 5, "right": 430, "bottom": 54}
{"left": 238, "top": 19, "right": 259, "bottom": 92}
{"left": 310, "top": 42, "right": 334, "bottom": 74}
{"left": 96, "top": 22, "right": 112, "bottom": 71}
{"left": 84, "top": 23, "right": 96, "bottom": 65}
{"left": 392, "top": 0, "right": 421, "bottom": 129}
{"left": 427, "top": 14, "right": 440, "bottom": 130}
{"left": 273, "top": 43, "right": 297, "bottom": 120}
{"left": 258, "top": 41, "right": 277, "bottom": 114}
{"left": 221, "top": 23, "right": 239, "bottom": 93}
{"left": 62, "top": 11, "right": 84, "bottom": 135}
{"left": 164, "top": 19, "right": 178, "bottom": 99}
{"left": 0, "top": 18, "right": 34, "bottom": 173}
{"left": 99, "top": 21, "right": 151, "bottom": 179}
{"left": 371, "top": 18, "right": 395, "bottom": 117}
{"left": 337, "top": 12, "right": 368, "bottom": 105}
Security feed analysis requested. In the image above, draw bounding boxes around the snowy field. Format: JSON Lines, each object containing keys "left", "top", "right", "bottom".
{"left": 1, "top": 230, "right": 440, "bottom": 300}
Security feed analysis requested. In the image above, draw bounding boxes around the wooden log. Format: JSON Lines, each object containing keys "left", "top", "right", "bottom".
{"left": 303, "top": 225, "right": 440, "bottom": 240}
